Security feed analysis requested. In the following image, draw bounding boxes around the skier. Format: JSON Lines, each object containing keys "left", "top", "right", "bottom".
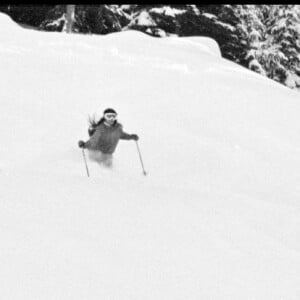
{"left": 78, "top": 108, "right": 139, "bottom": 168}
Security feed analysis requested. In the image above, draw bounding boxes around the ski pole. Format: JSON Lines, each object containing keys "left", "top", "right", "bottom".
{"left": 135, "top": 141, "right": 147, "bottom": 176}
{"left": 82, "top": 148, "right": 90, "bottom": 177}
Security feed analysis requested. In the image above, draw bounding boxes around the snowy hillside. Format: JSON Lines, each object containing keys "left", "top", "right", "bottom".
{"left": 0, "top": 13, "right": 300, "bottom": 299}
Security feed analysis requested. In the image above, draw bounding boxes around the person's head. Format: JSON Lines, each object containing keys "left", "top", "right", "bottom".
{"left": 103, "top": 108, "right": 117, "bottom": 126}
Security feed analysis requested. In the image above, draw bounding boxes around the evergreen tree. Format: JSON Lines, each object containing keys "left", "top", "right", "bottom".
{"left": 0, "top": 5, "right": 53, "bottom": 27}
{"left": 239, "top": 5, "right": 300, "bottom": 89}
{"left": 40, "top": 5, "right": 130, "bottom": 34}
{"left": 0, "top": 5, "right": 299, "bottom": 90}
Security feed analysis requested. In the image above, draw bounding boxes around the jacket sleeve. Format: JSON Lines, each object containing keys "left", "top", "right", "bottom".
{"left": 120, "top": 127, "right": 132, "bottom": 140}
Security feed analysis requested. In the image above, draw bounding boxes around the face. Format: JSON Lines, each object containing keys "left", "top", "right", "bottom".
{"left": 104, "top": 113, "right": 117, "bottom": 125}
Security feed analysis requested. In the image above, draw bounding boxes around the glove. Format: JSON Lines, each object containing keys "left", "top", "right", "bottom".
{"left": 78, "top": 140, "right": 86, "bottom": 148}
{"left": 131, "top": 134, "right": 139, "bottom": 141}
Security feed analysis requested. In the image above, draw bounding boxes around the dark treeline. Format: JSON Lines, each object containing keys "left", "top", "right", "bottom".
{"left": 1, "top": 5, "right": 299, "bottom": 90}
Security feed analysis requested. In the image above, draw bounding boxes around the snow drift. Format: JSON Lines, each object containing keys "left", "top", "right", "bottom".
{"left": 0, "top": 13, "right": 300, "bottom": 300}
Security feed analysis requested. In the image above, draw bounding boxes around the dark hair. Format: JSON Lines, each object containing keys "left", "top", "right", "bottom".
{"left": 88, "top": 114, "right": 103, "bottom": 127}
{"left": 103, "top": 108, "right": 117, "bottom": 115}
{"left": 87, "top": 115, "right": 103, "bottom": 136}
{"left": 88, "top": 114, "right": 118, "bottom": 136}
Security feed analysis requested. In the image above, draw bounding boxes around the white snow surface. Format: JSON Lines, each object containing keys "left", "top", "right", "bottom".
{"left": 1, "top": 13, "right": 300, "bottom": 299}
{"left": 150, "top": 6, "right": 186, "bottom": 17}
{"left": 133, "top": 11, "right": 155, "bottom": 27}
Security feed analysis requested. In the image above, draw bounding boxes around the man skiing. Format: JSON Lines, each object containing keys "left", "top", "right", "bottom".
{"left": 78, "top": 108, "right": 139, "bottom": 168}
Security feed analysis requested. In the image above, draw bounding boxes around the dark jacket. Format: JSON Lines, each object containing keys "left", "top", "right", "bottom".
{"left": 85, "top": 122, "right": 132, "bottom": 154}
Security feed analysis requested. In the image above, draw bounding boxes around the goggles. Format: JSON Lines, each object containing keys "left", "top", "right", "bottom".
{"left": 104, "top": 113, "right": 117, "bottom": 119}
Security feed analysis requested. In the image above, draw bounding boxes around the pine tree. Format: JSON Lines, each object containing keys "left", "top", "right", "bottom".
{"left": 40, "top": 5, "right": 130, "bottom": 34}
{"left": 0, "top": 5, "right": 53, "bottom": 28}
{"left": 266, "top": 5, "right": 300, "bottom": 88}
{"left": 239, "top": 5, "right": 300, "bottom": 89}
{"left": 1, "top": 5, "right": 299, "bottom": 90}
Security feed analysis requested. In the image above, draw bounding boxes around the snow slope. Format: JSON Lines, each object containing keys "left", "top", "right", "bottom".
{"left": 0, "top": 13, "right": 300, "bottom": 299}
